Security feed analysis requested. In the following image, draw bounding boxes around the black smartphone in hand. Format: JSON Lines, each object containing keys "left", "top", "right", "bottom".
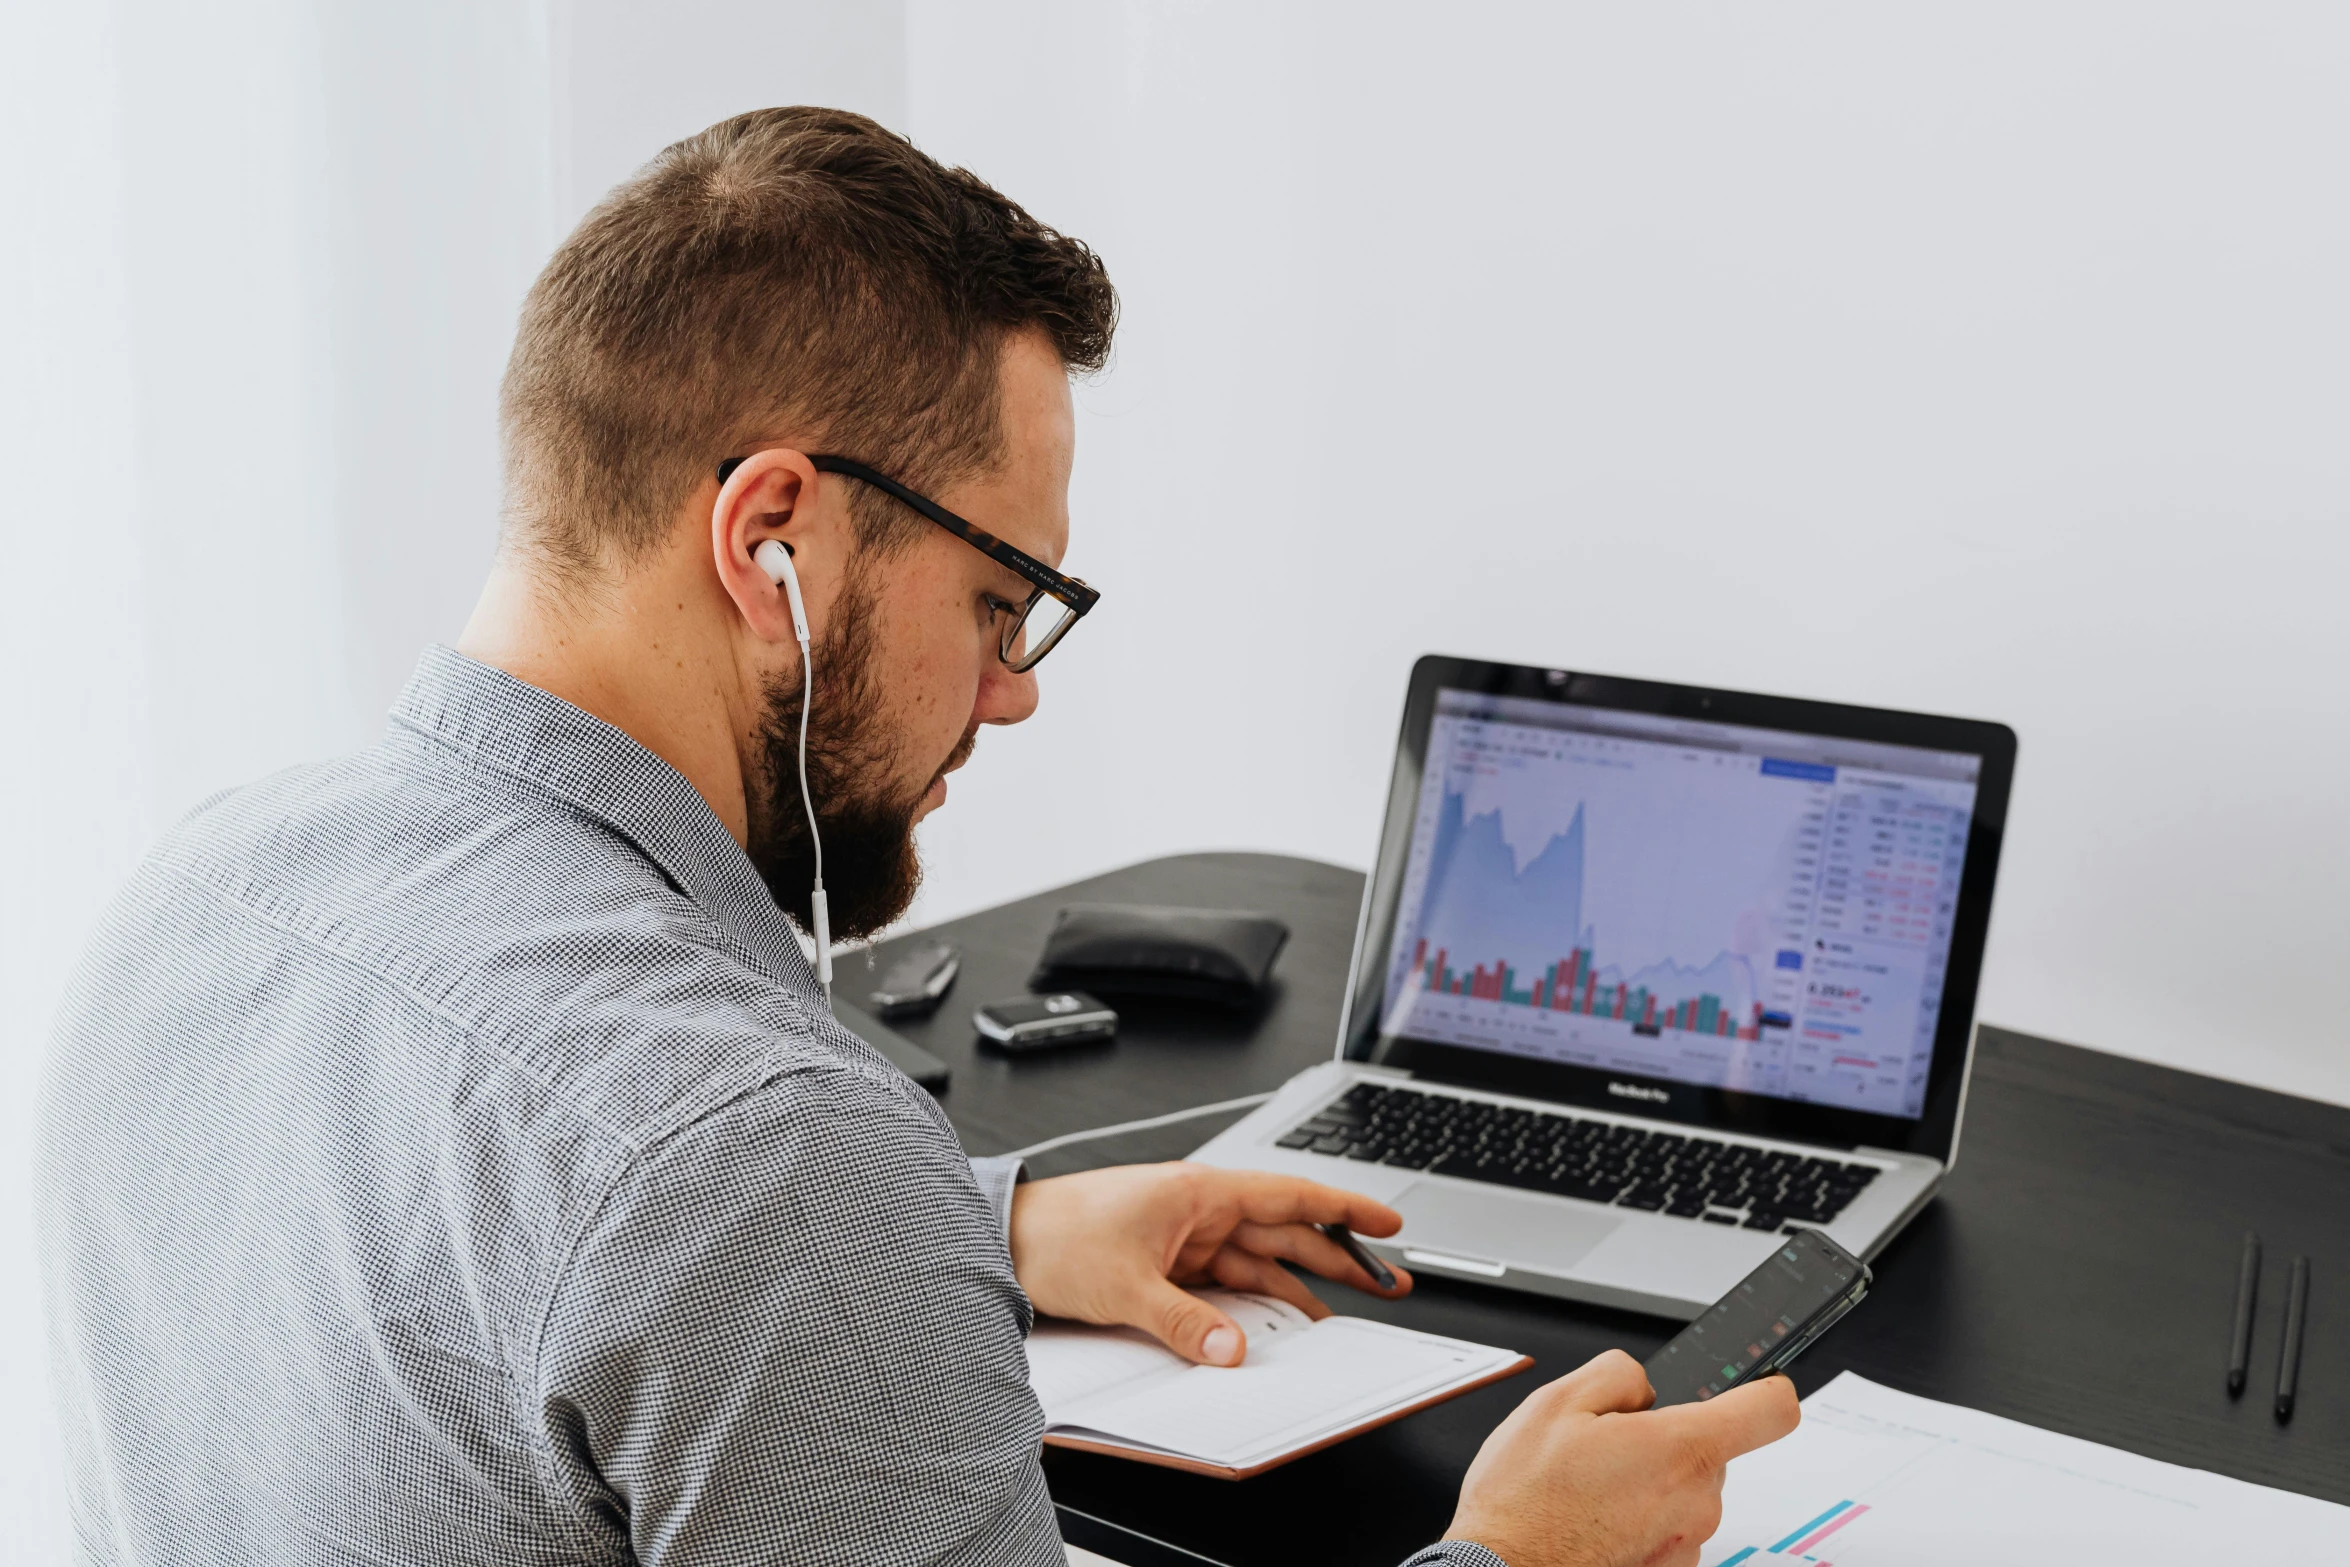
{"left": 1645, "top": 1229, "right": 1871, "bottom": 1407}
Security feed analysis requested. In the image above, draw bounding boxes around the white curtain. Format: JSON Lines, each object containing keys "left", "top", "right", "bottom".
{"left": 1, "top": 0, "right": 555, "bottom": 1545}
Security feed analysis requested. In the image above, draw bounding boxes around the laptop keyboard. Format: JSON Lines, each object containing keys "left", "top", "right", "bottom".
{"left": 1274, "top": 1082, "right": 1880, "bottom": 1233}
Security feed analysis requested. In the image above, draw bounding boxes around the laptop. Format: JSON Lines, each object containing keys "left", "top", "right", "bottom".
{"left": 1192, "top": 656, "right": 2016, "bottom": 1319}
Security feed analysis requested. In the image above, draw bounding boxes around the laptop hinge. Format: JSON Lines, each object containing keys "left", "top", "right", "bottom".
{"left": 1353, "top": 1063, "right": 1413, "bottom": 1080}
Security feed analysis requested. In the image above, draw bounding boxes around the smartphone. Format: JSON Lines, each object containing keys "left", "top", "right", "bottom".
{"left": 973, "top": 992, "right": 1118, "bottom": 1053}
{"left": 867, "top": 940, "right": 960, "bottom": 1019}
{"left": 1644, "top": 1228, "right": 1871, "bottom": 1407}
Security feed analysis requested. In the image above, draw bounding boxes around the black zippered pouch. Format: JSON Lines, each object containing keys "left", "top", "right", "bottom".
{"left": 1029, "top": 903, "right": 1289, "bottom": 1007}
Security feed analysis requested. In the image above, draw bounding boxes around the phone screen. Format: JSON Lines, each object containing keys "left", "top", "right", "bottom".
{"left": 1645, "top": 1229, "right": 1868, "bottom": 1407}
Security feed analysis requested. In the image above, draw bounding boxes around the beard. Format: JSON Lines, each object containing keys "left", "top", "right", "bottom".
{"left": 745, "top": 576, "right": 976, "bottom": 943}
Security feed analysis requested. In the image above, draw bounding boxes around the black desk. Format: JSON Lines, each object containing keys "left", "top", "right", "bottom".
{"left": 863, "top": 852, "right": 2349, "bottom": 1566}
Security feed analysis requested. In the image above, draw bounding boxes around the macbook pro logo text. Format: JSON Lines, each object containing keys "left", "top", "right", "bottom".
{"left": 1607, "top": 1082, "right": 1670, "bottom": 1104}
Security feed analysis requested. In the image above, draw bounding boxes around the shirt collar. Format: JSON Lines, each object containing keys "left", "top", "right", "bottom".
{"left": 386, "top": 644, "right": 821, "bottom": 996}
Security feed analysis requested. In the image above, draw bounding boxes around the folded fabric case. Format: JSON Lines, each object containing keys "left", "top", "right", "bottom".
{"left": 1030, "top": 903, "right": 1290, "bottom": 1007}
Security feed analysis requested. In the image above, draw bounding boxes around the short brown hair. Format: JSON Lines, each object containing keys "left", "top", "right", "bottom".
{"left": 499, "top": 106, "right": 1116, "bottom": 579}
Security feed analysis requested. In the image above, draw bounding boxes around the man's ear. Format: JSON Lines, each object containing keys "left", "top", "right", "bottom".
{"left": 710, "top": 447, "right": 831, "bottom": 645}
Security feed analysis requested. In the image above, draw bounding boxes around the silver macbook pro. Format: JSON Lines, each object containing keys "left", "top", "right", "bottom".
{"left": 1193, "top": 656, "right": 2016, "bottom": 1319}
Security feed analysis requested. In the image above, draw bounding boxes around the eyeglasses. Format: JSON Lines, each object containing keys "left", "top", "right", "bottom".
{"left": 716, "top": 452, "right": 1099, "bottom": 673}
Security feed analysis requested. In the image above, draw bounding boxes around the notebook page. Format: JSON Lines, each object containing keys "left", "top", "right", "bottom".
{"left": 1027, "top": 1292, "right": 1314, "bottom": 1417}
{"left": 1055, "top": 1316, "right": 1518, "bottom": 1469}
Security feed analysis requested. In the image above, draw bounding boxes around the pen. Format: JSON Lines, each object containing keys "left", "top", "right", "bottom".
{"left": 1321, "top": 1222, "right": 1398, "bottom": 1291}
{"left": 2275, "top": 1255, "right": 2309, "bottom": 1423}
{"left": 2227, "top": 1232, "right": 2260, "bottom": 1398}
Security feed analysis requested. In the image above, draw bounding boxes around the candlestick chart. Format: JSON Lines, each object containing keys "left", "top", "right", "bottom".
{"left": 1394, "top": 785, "right": 1769, "bottom": 1044}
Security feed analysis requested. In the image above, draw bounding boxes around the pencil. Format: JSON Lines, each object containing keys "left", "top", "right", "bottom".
{"left": 2227, "top": 1232, "right": 2260, "bottom": 1398}
{"left": 2275, "top": 1255, "right": 2309, "bottom": 1423}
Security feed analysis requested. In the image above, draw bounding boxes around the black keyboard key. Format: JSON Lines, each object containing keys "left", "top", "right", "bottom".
{"left": 1665, "top": 1195, "right": 1708, "bottom": 1218}
{"left": 1744, "top": 1211, "right": 1784, "bottom": 1230}
{"left": 1616, "top": 1186, "right": 1668, "bottom": 1212}
{"left": 1308, "top": 1134, "right": 1350, "bottom": 1155}
{"left": 1702, "top": 1211, "right": 1743, "bottom": 1225}
{"left": 1276, "top": 1130, "right": 1316, "bottom": 1150}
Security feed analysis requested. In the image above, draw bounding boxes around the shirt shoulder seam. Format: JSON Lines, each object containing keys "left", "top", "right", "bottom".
{"left": 146, "top": 856, "right": 634, "bottom": 1158}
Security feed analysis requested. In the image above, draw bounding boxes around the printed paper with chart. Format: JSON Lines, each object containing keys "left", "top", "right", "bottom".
{"left": 1704, "top": 1372, "right": 2344, "bottom": 1565}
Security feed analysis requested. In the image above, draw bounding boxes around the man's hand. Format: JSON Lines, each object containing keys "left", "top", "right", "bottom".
{"left": 1007, "top": 1162, "right": 1411, "bottom": 1365}
{"left": 1442, "top": 1351, "right": 1799, "bottom": 1567}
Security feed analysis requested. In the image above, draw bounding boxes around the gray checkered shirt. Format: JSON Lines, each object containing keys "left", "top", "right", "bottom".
{"left": 37, "top": 646, "right": 1506, "bottom": 1567}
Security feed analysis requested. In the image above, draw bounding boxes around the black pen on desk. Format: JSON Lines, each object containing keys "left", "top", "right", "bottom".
{"left": 2227, "top": 1231, "right": 2260, "bottom": 1397}
{"left": 2275, "top": 1255, "right": 2309, "bottom": 1423}
{"left": 1321, "top": 1222, "right": 1397, "bottom": 1291}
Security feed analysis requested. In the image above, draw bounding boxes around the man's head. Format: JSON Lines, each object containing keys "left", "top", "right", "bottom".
{"left": 479, "top": 107, "right": 1115, "bottom": 938}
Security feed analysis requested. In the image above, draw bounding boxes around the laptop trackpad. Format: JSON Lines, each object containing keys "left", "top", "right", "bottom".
{"left": 1392, "top": 1181, "right": 1622, "bottom": 1274}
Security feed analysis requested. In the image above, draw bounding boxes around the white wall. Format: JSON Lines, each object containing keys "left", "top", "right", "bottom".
{"left": 900, "top": 1, "right": 2350, "bottom": 1107}
{"left": 2, "top": 6, "right": 142, "bottom": 1555}
{"left": 4, "top": 0, "right": 2347, "bottom": 1546}
{"left": 554, "top": 0, "right": 906, "bottom": 232}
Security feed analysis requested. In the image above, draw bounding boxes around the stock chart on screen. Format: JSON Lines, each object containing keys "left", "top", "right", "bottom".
{"left": 1379, "top": 692, "right": 1980, "bottom": 1118}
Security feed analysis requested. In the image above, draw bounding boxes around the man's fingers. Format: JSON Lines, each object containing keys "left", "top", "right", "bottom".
{"left": 1131, "top": 1275, "right": 1248, "bottom": 1366}
{"left": 1206, "top": 1246, "right": 1332, "bottom": 1319}
{"left": 1651, "top": 1373, "right": 1801, "bottom": 1466}
{"left": 1541, "top": 1348, "right": 1657, "bottom": 1417}
{"left": 1328, "top": 1192, "right": 1404, "bottom": 1239}
{"left": 1190, "top": 1166, "right": 1404, "bottom": 1237}
{"left": 1228, "top": 1220, "right": 1413, "bottom": 1296}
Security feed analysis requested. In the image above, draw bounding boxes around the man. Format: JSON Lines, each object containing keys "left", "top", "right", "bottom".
{"left": 36, "top": 108, "right": 1794, "bottom": 1566}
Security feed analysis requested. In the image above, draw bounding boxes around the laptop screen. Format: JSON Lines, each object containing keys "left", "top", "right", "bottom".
{"left": 1377, "top": 688, "right": 1983, "bottom": 1121}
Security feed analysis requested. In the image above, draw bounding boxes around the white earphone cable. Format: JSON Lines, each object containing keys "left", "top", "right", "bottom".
{"left": 795, "top": 645, "right": 821, "bottom": 892}
{"left": 797, "top": 636, "right": 832, "bottom": 1005}
{"left": 750, "top": 518, "right": 834, "bottom": 1008}
{"left": 1001, "top": 1092, "right": 1277, "bottom": 1162}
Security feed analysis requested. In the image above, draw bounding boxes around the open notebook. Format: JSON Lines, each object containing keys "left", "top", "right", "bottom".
{"left": 1028, "top": 1291, "right": 1531, "bottom": 1479}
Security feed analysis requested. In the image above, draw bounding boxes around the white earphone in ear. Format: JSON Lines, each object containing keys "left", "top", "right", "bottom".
{"left": 754, "top": 539, "right": 810, "bottom": 646}
{"left": 749, "top": 536, "right": 831, "bottom": 996}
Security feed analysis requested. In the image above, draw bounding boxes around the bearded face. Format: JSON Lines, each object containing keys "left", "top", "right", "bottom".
{"left": 744, "top": 570, "right": 974, "bottom": 942}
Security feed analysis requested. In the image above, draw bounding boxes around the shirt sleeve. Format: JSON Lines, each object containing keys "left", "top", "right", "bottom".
{"left": 531, "top": 1064, "right": 1061, "bottom": 1567}
{"left": 966, "top": 1153, "right": 1025, "bottom": 1242}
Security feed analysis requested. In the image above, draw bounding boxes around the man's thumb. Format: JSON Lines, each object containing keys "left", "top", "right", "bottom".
{"left": 1139, "top": 1279, "right": 1245, "bottom": 1366}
